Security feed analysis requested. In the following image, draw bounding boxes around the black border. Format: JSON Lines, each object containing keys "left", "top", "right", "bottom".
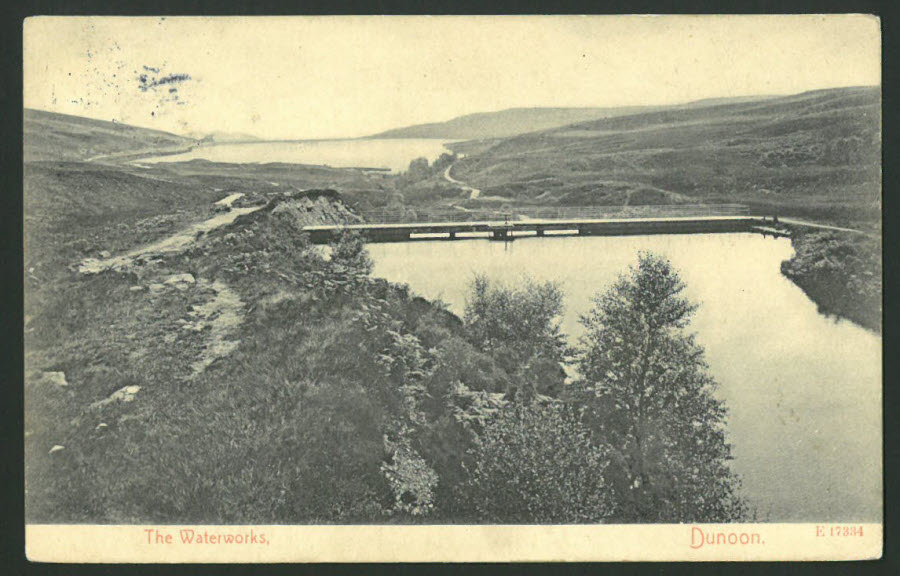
{"left": 3, "top": 1, "right": 896, "bottom": 574}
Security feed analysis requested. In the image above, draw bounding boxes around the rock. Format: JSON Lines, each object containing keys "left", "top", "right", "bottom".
{"left": 48, "top": 445, "right": 65, "bottom": 454}
{"left": 39, "top": 371, "right": 68, "bottom": 387}
{"left": 182, "top": 322, "right": 205, "bottom": 332}
{"left": 149, "top": 283, "right": 166, "bottom": 294}
{"left": 96, "top": 423, "right": 107, "bottom": 431}
{"left": 129, "top": 285, "right": 144, "bottom": 292}
{"left": 164, "top": 273, "right": 196, "bottom": 290}
{"left": 99, "top": 250, "right": 111, "bottom": 259}
{"left": 165, "top": 273, "right": 196, "bottom": 284}
{"left": 91, "top": 385, "right": 141, "bottom": 409}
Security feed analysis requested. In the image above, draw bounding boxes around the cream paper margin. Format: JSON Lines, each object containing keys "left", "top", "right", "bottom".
{"left": 23, "top": 14, "right": 883, "bottom": 564}
{"left": 26, "top": 524, "right": 882, "bottom": 562}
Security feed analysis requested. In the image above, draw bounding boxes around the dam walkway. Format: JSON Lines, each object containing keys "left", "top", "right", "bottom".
{"left": 302, "top": 210, "right": 789, "bottom": 244}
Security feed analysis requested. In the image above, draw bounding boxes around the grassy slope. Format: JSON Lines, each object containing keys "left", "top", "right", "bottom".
{"left": 23, "top": 109, "right": 391, "bottom": 278}
{"left": 26, "top": 108, "right": 473, "bottom": 523}
{"left": 449, "top": 87, "right": 881, "bottom": 226}
{"left": 369, "top": 96, "right": 779, "bottom": 140}
{"left": 24, "top": 108, "right": 195, "bottom": 162}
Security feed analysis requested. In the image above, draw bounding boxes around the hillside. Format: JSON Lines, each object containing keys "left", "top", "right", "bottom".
{"left": 447, "top": 87, "right": 881, "bottom": 225}
{"left": 24, "top": 108, "right": 194, "bottom": 162}
{"left": 368, "top": 97, "right": 778, "bottom": 141}
{"left": 370, "top": 108, "right": 649, "bottom": 140}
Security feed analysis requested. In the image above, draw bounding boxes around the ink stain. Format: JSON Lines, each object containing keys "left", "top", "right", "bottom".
{"left": 138, "top": 71, "right": 191, "bottom": 93}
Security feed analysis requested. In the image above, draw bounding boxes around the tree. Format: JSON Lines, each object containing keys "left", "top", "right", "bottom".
{"left": 462, "top": 402, "right": 613, "bottom": 523}
{"left": 463, "top": 275, "right": 568, "bottom": 400}
{"left": 574, "top": 252, "right": 747, "bottom": 522}
{"left": 330, "top": 229, "right": 374, "bottom": 277}
{"left": 406, "top": 157, "right": 431, "bottom": 181}
{"left": 432, "top": 152, "right": 458, "bottom": 172}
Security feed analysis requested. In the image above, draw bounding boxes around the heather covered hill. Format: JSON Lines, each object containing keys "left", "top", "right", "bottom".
{"left": 24, "top": 108, "right": 194, "bottom": 162}
{"left": 369, "top": 96, "right": 779, "bottom": 141}
{"left": 370, "top": 107, "right": 656, "bottom": 140}
{"left": 449, "top": 87, "right": 881, "bottom": 225}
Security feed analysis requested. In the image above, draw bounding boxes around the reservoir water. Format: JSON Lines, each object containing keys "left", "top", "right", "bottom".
{"left": 137, "top": 138, "right": 454, "bottom": 172}
{"left": 367, "top": 233, "right": 882, "bottom": 522}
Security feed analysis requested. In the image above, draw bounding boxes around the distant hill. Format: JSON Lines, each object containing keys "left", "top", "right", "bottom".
{"left": 370, "top": 108, "right": 651, "bottom": 140}
{"left": 24, "top": 108, "right": 193, "bottom": 162}
{"left": 450, "top": 87, "right": 881, "bottom": 224}
{"left": 367, "top": 96, "right": 780, "bottom": 140}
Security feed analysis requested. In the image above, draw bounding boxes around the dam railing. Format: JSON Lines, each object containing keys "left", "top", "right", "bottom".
{"left": 355, "top": 203, "right": 750, "bottom": 225}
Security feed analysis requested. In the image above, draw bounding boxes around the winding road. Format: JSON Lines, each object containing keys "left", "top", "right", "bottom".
{"left": 443, "top": 163, "right": 480, "bottom": 199}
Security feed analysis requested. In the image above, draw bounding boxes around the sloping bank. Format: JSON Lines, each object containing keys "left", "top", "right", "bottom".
{"left": 25, "top": 188, "right": 497, "bottom": 524}
{"left": 780, "top": 228, "right": 881, "bottom": 333}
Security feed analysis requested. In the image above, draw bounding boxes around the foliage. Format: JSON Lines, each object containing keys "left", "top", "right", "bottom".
{"left": 463, "top": 275, "right": 568, "bottom": 400}
{"left": 574, "top": 252, "right": 748, "bottom": 522}
{"left": 382, "top": 427, "right": 439, "bottom": 517}
{"left": 330, "top": 229, "right": 375, "bottom": 276}
{"left": 781, "top": 230, "right": 881, "bottom": 332}
{"left": 462, "top": 402, "right": 613, "bottom": 523}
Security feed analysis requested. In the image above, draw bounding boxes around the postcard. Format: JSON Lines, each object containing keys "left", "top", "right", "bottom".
{"left": 23, "top": 14, "right": 882, "bottom": 562}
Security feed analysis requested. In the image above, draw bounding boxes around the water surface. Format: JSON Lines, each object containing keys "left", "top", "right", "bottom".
{"left": 367, "top": 233, "right": 882, "bottom": 522}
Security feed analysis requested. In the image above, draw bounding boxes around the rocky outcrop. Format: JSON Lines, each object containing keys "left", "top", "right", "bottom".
{"left": 235, "top": 189, "right": 363, "bottom": 228}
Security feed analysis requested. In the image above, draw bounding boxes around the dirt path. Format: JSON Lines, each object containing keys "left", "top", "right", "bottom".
{"left": 79, "top": 202, "right": 261, "bottom": 274}
{"left": 443, "top": 164, "right": 480, "bottom": 199}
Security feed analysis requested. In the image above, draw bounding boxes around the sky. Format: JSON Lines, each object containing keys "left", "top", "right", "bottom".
{"left": 23, "top": 15, "right": 881, "bottom": 140}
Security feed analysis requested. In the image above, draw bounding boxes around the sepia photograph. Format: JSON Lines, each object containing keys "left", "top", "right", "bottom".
{"left": 22, "top": 14, "right": 882, "bottom": 562}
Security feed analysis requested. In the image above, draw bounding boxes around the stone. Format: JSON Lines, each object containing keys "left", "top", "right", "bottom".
{"left": 40, "top": 371, "right": 68, "bottom": 387}
{"left": 164, "top": 273, "right": 196, "bottom": 290}
{"left": 91, "top": 385, "right": 142, "bottom": 409}
{"left": 149, "top": 283, "right": 166, "bottom": 294}
{"left": 99, "top": 250, "right": 111, "bottom": 259}
{"left": 48, "top": 445, "right": 65, "bottom": 454}
{"left": 129, "top": 285, "right": 144, "bottom": 292}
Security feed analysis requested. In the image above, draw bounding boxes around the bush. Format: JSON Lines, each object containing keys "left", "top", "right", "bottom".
{"left": 462, "top": 402, "right": 613, "bottom": 523}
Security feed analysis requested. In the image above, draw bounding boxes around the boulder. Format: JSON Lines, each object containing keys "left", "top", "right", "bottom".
{"left": 164, "top": 273, "right": 196, "bottom": 290}
{"left": 39, "top": 371, "right": 68, "bottom": 387}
